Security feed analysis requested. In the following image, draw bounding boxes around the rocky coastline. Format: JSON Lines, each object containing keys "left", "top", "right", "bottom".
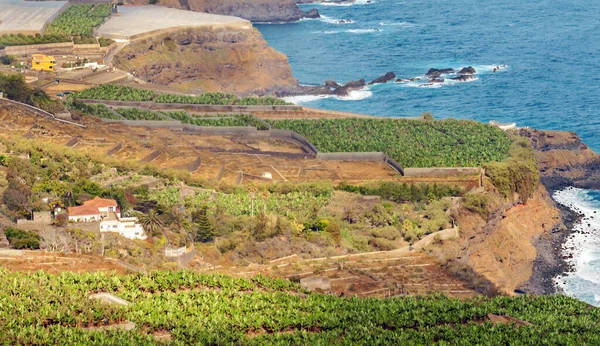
{"left": 518, "top": 129, "right": 600, "bottom": 295}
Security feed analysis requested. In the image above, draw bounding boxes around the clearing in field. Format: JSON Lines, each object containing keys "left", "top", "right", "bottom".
{"left": 96, "top": 5, "right": 251, "bottom": 40}
{"left": 0, "top": 0, "right": 68, "bottom": 35}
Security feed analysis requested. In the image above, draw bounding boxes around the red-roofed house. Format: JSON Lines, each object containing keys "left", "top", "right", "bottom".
{"left": 67, "top": 197, "right": 146, "bottom": 240}
{"left": 67, "top": 197, "right": 119, "bottom": 222}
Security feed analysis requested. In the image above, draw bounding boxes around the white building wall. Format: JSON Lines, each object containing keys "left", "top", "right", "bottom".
{"left": 100, "top": 219, "right": 146, "bottom": 240}
{"left": 69, "top": 214, "right": 101, "bottom": 222}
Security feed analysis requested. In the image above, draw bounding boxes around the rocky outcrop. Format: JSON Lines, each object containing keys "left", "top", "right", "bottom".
{"left": 451, "top": 75, "right": 476, "bottom": 82}
{"left": 277, "top": 78, "right": 367, "bottom": 98}
{"left": 519, "top": 129, "right": 600, "bottom": 191}
{"left": 425, "top": 68, "right": 454, "bottom": 79}
{"left": 304, "top": 8, "right": 320, "bottom": 19}
{"left": 458, "top": 66, "right": 476, "bottom": 75}
{"left": 113, "top": 27, "right": 298, "bottom": 95}
{"left": 125, "top": 0, "right": 319, "bottom": 22}
{"left": 369, "top": 72, "right": 396, "bottom": 85}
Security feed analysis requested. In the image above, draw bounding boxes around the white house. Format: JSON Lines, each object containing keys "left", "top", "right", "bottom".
{"left": 100, "top": 216, "right": 147, "bottom": 240}
{"left": 68, "top": 197, "right": 146, "bottom": 240}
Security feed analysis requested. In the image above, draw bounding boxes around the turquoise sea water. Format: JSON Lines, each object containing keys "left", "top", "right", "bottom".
{"left": 256, "top": 0, "right": 600, "bottom": 304}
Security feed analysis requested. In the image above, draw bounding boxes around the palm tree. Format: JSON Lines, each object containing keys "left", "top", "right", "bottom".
{"left": 139, "top": 209, "right": 169, "bottom": 246}
{"left": 260, "top": 191, "right": 270, "bottom": 215}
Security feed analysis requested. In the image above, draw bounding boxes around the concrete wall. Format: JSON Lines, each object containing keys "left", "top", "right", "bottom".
{"left": 403, "top": 167, "right": 482, "bottom": 177}
{"left": 0, "top": 42, "right": 74, "bottom": 56}
{"left": 0, "top": 98, "right": 85, "bottom": 128}
{"left": 17, "top": 211, "right": 53, "bottom": 228}
{"left": 79, "top": 99, "right": 302, "bottom": 112}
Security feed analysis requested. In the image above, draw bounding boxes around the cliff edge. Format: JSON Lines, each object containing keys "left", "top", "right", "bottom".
{"left": 123, "top": 0, "right": 317, "bottom": 23}
{"left": 113, "top": 27, "right": 298, "bottom": 95}
{"left": 519, "top": 129, "right": 600, "bottom": 191}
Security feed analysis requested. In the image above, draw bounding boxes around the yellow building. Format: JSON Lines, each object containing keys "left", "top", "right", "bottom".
{"left": 30, "top": 54, "right": 56, "bottom": 72}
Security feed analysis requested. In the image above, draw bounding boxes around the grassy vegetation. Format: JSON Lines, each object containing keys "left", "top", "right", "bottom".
{"left": 0, "top": 5, "right": 111, "bottom": 49}
{"left": 4, "top": 226, "right": 40, "bottom": 249}
{"left": 45, "top": 4, "right": 111, "bottom": 36}
{"left": 0, "top": 33, "right": 70, "bottom": 49}
{"left": 0, "top": 73, "right": 66, "bottom": 114}
{"left": 69, "top": 84, "right": 291, "bottom": 105}
{"left": 269, "top": 118, "right": 512, "bottom": 168}
{"left": 0, "top": 270, "right": 598, "bottom": 345}
{"left": 71, "top": 102, "right": 269, "bottom": 129}
{"left": 69, "top": 102, "right": 121, "bottom": 120}
{"left": 337, "top": 181, "right": 464, "bottom": 204}
{"left": 484, "top": 135, "right": 539, "bottom": 203}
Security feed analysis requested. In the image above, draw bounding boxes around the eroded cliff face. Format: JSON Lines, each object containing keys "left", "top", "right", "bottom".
{"left": 519, "top": 129, "right": 600, "bottom": 190}
{"left": 113, "top": 28, "right": 298, "bottom": 95}
{"left": 124, "top": 0, "right": 310, "bottom": 22}
{"left": 452, "top": 186, "right": 563, "bottom": 294}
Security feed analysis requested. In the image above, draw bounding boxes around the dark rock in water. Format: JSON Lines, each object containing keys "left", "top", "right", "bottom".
{"left": 325, "top": 80, "right": 340, "bottom": 87}
{"left": 451, "top": 75, "right": 476, "bottom": 82}
{"left": 396, "top": 78, "right": 408, "bottom": 83}
{"left": 458, "top": 66, "right": 476, "bottom": 75}
{"left": 426, "top": 68, "right": 454, "bottom": 78}
{"left": 343, "top": 78, "right": 366, "bottom": 89}
{"left": 431, "top": 78, "right": 444, "bottom": 83}
{"left": 409, "top": 77, "right": 421, "bottom": 82}
{"left": 335, "top": 78, "right": 366, "bottom": 95}
{"left": 303, "top": 8, "right": 320, "bottom": 19}
{"left": 369, "top": 72, "right": 396, "bottom": 85}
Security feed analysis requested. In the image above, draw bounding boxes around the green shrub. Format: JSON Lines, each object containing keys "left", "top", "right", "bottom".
{"left": 485, "top": 136, "right": 539, "bottom": 203}
{"left": 4, "top": 226, "right": 40, "bottom": 250}
{"left": 371, "top": 226, "right": 401, "bottom": 240}
{"left": 462, "top": 193, "right": 490, "bottom": 219}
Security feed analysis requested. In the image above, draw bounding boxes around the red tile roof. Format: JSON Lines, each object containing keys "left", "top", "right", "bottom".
{"left": 83, "top": 196, "right": 118, "bottom": 209}
{"left": 67, "top": 205, "right": 101, "bottom": 217}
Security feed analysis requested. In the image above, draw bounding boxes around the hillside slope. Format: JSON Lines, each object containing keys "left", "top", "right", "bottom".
{"left": 113, "top": 27, "right": 298, "bottom": 95}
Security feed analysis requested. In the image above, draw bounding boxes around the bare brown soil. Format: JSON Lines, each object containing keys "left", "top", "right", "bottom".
{"left": 0, "top": 110, "right": 480, "bottom": 187}
{"left": 0, "top": 252, "right": 126, "bottom": 274}
{"left": 198, "top": 251, "right": 477, "bottom": 299}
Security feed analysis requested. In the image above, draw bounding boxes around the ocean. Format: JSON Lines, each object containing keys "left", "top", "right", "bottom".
{"left": 256, "top": 0, "right": 600, "bottom": 305}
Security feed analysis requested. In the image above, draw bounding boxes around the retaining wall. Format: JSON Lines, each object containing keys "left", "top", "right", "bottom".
{"left": 93, "top": 118, "right": 407, "bottom": 174}
{"left": 0, "top": 41, "right": 114, "bottom": 60}
{"left": 0, "top": 98, "right": 85, "bottom": 128}
{"left": 106, "top": 143, "right": 123, "bottom": 156}
{"left": 0, "top": 42, "right": 74, "bottom": 56}
{"left": 403, "top": 167, "right": 482, "bottom": 177}
{"left": 79, "top": 99, "right": 302, "bottom": 112}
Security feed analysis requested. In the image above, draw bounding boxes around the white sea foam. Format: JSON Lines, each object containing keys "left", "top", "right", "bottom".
{"left": 399, "top": 76, "right": 479, "bottom": 89}
{"left": 552, "top": 187, "right": 600, "bottom": 306}
{"left": 472, "top": 64, "right": 509, "bottom": 73}
{"left": 319, "top": 15, "right": 354, "bottom": 24}
{"left": 316, "top": 0, "right": 374, "bottom": 6}
{"left": 313, "top": 28, "right": 380, "bottom": 34}
{"left": 282, "top": 95, "right": 330, "bottom": 104}
{"left": 337, "top": 87, "right": 373, "bottom": 100}
{"left": 282, "top": 87, "right": 372, "bottom": 104}
{"left": 347, "top": 28, "right": 381, "bottom": 33}
{"left": 378, "top": 21, "right": 416, "bottom": 27}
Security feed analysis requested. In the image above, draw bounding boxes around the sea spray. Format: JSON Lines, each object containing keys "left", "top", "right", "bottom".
{"left": 553, "top": 187, "right": 600, "bottom": 307}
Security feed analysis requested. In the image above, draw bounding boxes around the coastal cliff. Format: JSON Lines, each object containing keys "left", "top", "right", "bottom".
{"left": 113, "top": 27, "right": 298, "bottom": 95}
{"left": 519, "top": 129, "right": 600, "bottom": 191}
{"left": 124, "top": 0, "right": 316, "bottom": 22}
{"left": 455, "top": 186, "right": 563, "bottom": 294}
